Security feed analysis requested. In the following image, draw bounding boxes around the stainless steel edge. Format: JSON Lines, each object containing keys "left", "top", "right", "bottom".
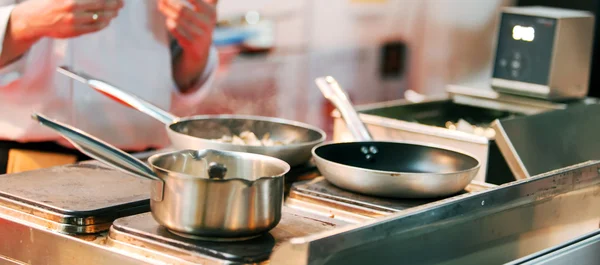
{"left": 491, "top": 119, "right": 530, "bottom": 179}
{"left": 507, "top": 229, "right": 600, "bottom": 265}
{"left": 451, "top": 94, "right": 555, "bottom": 115}
{"left": 0, "top": 256, "right": 28, "bottom": 265}
{"left": 106, "top": 226, "right": 232, "bottom": 265}
{"left": 0, "top": 201, "right": 112, "bottom": 234}
{"left": 270, "top": 160, "right": 600, "bottom": 264}
{"left": 338, "top": 95, "right": 451, "bottom": 114}
{"left": 0, "top": 212, "right": 148, "bottom": 265}
{"left": 315, "top": 76, "right": 373, "bottom": 141}
{"left": 447, "top": 84, "right": 566, "bottom": 115}
{"left": 331, "top": 110, "right": 489, "bottom": 145}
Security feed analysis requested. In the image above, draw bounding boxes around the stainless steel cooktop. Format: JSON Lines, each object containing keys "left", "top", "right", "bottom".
{"left": 107, "top": 207, "right": 348, "bottom": 264}
{"left": 0, "top": 162, "right": 150, "bottom": 234}
{"left": 0, "top": 160, "right": 495, "bottom": 264}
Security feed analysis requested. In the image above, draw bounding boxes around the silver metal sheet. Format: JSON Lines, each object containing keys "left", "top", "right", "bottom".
{"left": 493, "top": 103, "right": 600, "bottom": 179}
{"left": 286, "top": 177, "right": 495, "bottom": 219}
{"left": 271, "top": 161, "right": 600, "bottom": 265}
{"left": 0, "top": 163, "right": 150, "bottom": 232}
{"left": 447, "top": 85, "right": 568, "bottom": 115}
{"left": 107, "top": 208, "right": 350, "bottom": 264}
{"left": 507, "top": 229, "right": 600, "bottom": 265}
{"left": 0, "top": 213, "right": 146, "bottom": 265}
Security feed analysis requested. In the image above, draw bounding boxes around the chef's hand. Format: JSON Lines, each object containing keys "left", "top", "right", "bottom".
{"left": 158, "top": 0, "right": 217, "bottom": 92}
{"left": 11, "top": 0, "right": 124, "bottom": 40}
{"left": 0, "top": 0, "right": 124, "bottom": 67}
{"left": 158, "top": 0, "right": 216, "bottom": 59}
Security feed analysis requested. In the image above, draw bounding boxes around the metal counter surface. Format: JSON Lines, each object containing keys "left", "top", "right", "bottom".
{"left": 2, "top": 157, "right": 599, "bottom": 264}
{"left": 272, "top": 161, "right": 600, "bottom": 265}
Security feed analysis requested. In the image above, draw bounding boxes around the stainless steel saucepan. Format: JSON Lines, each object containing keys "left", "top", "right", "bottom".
{"left": 57, "top": 66, "right": 326, "bottom": 167}
{"left": 32, "top": 113, "right": 290, "bottom": 241}
{"left": 312, "top": 76, "right": 481, "bottom": 199}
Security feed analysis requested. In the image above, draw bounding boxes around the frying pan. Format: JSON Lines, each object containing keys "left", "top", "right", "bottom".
{"left": 57, "top": 66, "right": 326, "bottom": 167}
{"left": 313, "top": 76, "right": 481, "bottom": 198}
{"left": 31, "top": 113, "right": 288, "bottom": 241}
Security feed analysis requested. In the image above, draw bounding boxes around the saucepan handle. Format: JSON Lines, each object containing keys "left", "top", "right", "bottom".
{"left": 56, "top": 66, "right": 179, "bottom": 125}
{"left": 315, "top": 76, "right": 373, "bottom": 141}
{"left": 31, "top": 113, "right": 165, "bottom": 201}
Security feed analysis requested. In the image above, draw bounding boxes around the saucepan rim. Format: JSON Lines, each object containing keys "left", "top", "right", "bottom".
{"left": 168, "top": 114, "right": 327, "bottom": 148}
{"left": 147, "top": 148, "right": 291, "bottom": 183}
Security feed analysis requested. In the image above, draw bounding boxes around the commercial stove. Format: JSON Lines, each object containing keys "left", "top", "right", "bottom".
{"left": 0, "top": 159, "right": 493, "bottom": 265}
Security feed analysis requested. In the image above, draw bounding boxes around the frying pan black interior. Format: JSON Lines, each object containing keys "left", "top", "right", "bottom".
{"left": 314, "top": 141, "right": 480, "bottom": 174}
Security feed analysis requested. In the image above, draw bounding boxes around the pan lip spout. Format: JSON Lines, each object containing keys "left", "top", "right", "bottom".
{"left": 147, "top": 148, "right": 291, "bottom": 184}
{"left": 311, "top": 140, "right": 482, "bottom": 176}
{"left": 167, "top": 114, "right": 327, "bottom": 148}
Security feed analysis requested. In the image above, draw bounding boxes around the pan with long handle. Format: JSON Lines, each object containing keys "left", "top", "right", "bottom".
{"left": 312, "top": 76, "right": 481, "bottom": 198}
{"left": 57, "top": 66, "right": 326, "bottom": 167}
{"left": 31, "top": 113, "right": 289, "bottom": 241}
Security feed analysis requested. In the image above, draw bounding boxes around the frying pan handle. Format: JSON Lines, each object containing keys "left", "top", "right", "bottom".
{"left": 56, "top": 66, "right": 179, "bottom": 125}
{"left": 31, "top": 113, "right": 165, "bottom": 201}
{"left": 315, "top": 76, "right": 373, "bottom": 141}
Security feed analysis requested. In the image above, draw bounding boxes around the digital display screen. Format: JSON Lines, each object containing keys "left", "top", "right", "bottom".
{"left": 512, "top": 25, "right": 535, "bottom": 42}
{"left": 493, "top": 13, "right": 556, "bottom": 85}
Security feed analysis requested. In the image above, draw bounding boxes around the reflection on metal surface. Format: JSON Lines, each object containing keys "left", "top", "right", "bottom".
{"left": 0, "top": 255, "right": 28, "bottom": 265}
{"left": 493, "top": 103, "right": 600, "bottom": 179}
{"left": 507, "top": 229, "right": 600, "bottom": 265}
{"left": 106, "top": 208, "right": 347, "bottom": 265}
{"left": 286, "top": 177, "right": 494, "bottom": 220}
{"left": 271, "top": 161, "right": 600, "bottom": 265}
{"left": 146, "top": 149, "right": 289, "bottom": 241}
{"left": 0, "top": 163, "right": 150, "bottom": 234}
{"left": 0, "top": 214, "right": 143, "bottom": 265}
{"left": 447, "top": 84, "right": 596, "bottom": 116}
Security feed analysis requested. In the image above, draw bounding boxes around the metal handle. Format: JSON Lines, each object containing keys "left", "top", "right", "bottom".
{"left": 315, "top": 76, "right": 373, "bottom": 141}
{"left": 57, "top": 66, "right": 179, "bottom": 125}
{"left": 31, "top": 113, "right": 164, "bottom": 201}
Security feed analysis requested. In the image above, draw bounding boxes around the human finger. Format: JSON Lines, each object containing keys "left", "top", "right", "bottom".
{"left": 71, "top": 20, "right": 111, "bottom": 35}
{"left": 72, "top": 0, "right": 123, "bottom": 12}
{"left": 65, "top": 9, "right": 118, "bottom": 24}
{"left": 166, "top": 18, "right": 194, "bottom": 47}
{"left": 159, "top": 0, "right": 213, "bottom": 31}
{"left": 185, "top": 0, "right": 216, "bottom": 20}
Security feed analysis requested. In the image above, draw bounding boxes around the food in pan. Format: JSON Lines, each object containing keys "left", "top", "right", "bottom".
{"left": 445, "top": 119, "right": 496, "bottom": 138}
{"left": 212, "top": 131, "right": 295, "bottom": 146}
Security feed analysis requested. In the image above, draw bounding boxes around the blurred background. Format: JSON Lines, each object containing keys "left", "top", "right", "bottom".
{"left": 174, "top": 0, "right": 599, "bottom": 138}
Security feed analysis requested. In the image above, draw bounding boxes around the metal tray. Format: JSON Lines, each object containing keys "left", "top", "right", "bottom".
{"left": 493, "top": 103, "right": 600, "bottom": 180}
{"left": 0, "top": 162, "right": 150, "bottom": 234}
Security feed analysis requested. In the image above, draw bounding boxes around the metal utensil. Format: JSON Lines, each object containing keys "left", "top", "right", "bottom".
{"left": 31, "top": 113, "right": 289, "bottom": 241}
{"left": 312, "top": 76, "right": 481, "bottom": 198}
{"left": 56, "top": 66, "right": 326, "bottom": 167}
